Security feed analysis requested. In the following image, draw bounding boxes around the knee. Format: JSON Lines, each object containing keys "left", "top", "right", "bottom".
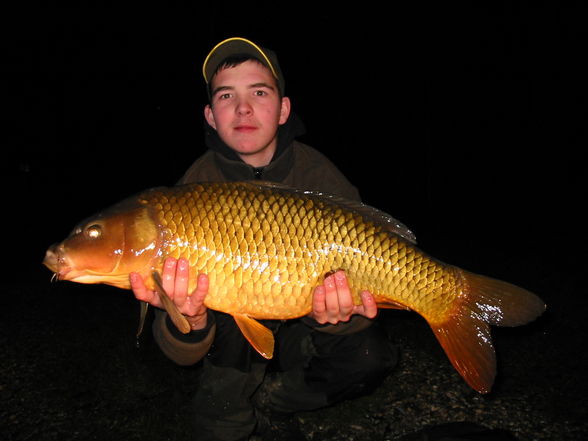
{"left": 310, "top": 329, "right": 399, "bottom": 404}
{"left": 318, "top": 325, "right": 399, "bottom": 386}
{"left": 355, "top": 332, "right": 398, "bottom": 383}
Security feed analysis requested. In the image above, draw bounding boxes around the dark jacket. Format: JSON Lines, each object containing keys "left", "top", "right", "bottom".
{"left": 153, "top": 117, "right": 371, "bottom": 366}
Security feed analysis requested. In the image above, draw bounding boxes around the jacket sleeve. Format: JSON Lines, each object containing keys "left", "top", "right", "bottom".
{"left": 152, "top": 309, "right": 216, "bottom": 366}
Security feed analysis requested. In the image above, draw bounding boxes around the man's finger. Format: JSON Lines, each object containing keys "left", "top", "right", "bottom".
{"left": 323, "top": 274, "right": 340, "bottom": 323}
{"left": 334, "top": 271, "right": 354, "bottom": 318}
{"left": 312, "top": 285, "right": 327, "bottom": 323}
{"left": 130, "top": 272, "right": 160, "bottom": 307}
{"left": 187, "top": 273, "right": 209, "bottom": 317}
{"left": 192, "top": 274, "right": 209, "bottom": 301}
{"left": 357, "top": 291, "right": 378, "bottom": 319}
{"left": 173, "top": 258, "right": 190, "bottom": 306}
{"left": 162, "top": 257, "right": 178, "bottom": 299}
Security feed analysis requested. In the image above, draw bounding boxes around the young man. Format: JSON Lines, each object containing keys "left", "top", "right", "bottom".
{"left": 130, "top": 37, "right": 397, "bottom": 441}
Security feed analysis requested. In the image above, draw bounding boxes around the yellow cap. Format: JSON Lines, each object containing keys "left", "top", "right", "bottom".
{"left": 202, "top": 37, "right": 285, "bottom": 95}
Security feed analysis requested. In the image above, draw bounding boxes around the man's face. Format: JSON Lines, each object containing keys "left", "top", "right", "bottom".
{"left": 204, "top": 60, "right": 290, "bottom": 167}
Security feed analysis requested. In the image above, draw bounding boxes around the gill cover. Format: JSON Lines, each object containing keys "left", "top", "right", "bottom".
{"left": 55, "top": 197, "right": 159, "bottom": 288}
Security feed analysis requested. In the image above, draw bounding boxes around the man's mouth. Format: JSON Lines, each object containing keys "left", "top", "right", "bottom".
{"left": 234, "top": 125, "right": 257, "bottom": 133}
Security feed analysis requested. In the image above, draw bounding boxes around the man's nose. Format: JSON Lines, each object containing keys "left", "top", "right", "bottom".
{"left": 236, "top": 98, "right": 253, "bottom": 115}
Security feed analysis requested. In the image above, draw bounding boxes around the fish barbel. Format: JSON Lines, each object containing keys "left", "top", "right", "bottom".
{"left": 43, "top": 181, "right": 545, "bottom": 393}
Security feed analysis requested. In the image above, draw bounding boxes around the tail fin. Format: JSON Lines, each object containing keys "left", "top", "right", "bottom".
{"left": 430, "top": 268, "right": 545, "bottom": 394}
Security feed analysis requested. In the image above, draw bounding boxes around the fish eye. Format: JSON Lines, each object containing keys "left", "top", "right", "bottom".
{"left": 85, "top": 224, "right": 102, "bottom": 239}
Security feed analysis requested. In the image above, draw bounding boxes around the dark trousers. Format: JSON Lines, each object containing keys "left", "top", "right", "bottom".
{"left": 191, "top": 314, "right": 397, "bottom": 441}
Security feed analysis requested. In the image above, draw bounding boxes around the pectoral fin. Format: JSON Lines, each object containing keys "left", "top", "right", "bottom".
{"left": 135, "top": 300, "right": 150, "bottom": 344}
{"left": 233, "top": 314, "right": 275, "bottom": 359}
{"left": 151, "top": 271, "right": 191, "bottom": 334}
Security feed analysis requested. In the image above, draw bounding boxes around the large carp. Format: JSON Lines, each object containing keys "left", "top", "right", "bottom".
{"left": 43, "top": 181, "right": 545, "bottom": 393}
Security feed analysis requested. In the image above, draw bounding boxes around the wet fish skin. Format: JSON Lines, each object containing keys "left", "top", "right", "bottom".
{"left": 43, "top": 181, "right": 545, "bottom": 393}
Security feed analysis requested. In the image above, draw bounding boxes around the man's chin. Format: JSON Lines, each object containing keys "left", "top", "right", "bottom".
{"left": 230, "top": 143, "right": 277, "bottom": 166}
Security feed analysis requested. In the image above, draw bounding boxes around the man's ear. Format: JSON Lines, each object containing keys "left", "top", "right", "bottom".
{"left": 204, "top": 104, "right": 216, "bottom": 129}
{"left": 279, "top": 97, "right": 291, "bottom": 125}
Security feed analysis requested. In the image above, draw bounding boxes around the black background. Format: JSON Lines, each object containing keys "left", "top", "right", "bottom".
{"left": 2, "top": 2, "right": 588, "bottom": 440}
{"left": 4, "top": 1, "right": 585, "bottom": 273}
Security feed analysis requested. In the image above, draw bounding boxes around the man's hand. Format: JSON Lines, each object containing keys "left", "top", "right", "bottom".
{"left": 309, "top": 270, "right": 377, "bottom": 325}
{"left": 129, "top": 257, "right": 209, "bottom": 331}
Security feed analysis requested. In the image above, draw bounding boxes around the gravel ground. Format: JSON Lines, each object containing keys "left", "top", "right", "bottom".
{"left": 2, "top": 249, "right": 586, "bottom": 441}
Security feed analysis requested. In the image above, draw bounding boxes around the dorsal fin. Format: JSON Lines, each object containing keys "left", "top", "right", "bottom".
{"left": 242, "top": 181, "right": 417, "bottom": 244}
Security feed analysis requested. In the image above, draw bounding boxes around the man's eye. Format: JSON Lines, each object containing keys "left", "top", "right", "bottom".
{"left": 219, "top": 93, "right": 232, "bottom": 100}
{"left": 254, "top": 90, "right": 267, "bottom": 96}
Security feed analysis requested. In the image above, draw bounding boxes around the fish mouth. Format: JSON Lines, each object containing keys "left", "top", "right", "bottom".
{"left": 43, "top": 245, "right": 71, "bottom": 280}
{"left": 42, "top": 245, "right": 130, "bottom": 288}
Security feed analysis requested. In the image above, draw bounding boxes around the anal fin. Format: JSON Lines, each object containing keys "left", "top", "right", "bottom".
{"left": 373, "top": 295, "right": 412, "bottom": 311}
{"left": 233, "top": 314, "right": 275, "bottom": 359}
